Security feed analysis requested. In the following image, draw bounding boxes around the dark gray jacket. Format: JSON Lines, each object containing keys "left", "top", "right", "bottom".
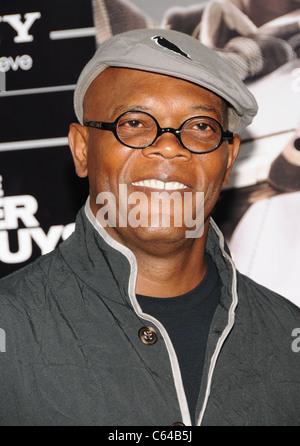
{"left": 0, "top": 202, "right": 299, "bottom": 426}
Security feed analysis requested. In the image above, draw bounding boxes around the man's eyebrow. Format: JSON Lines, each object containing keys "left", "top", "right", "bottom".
{"left": 107, "top": 104, "right": 151, "bottom": 119}
{"left": 106, "top": 104, "right": 223, "bottom": 121}
{"left": 189, "top": 104, "right": 224, "bottom": 123}
{"left": 189, "top": 104, "right": 220, "bottom": 114}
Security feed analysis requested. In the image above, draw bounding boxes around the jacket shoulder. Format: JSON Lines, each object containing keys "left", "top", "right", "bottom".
{"left": 0, "top": 244, "right": 69, "bottom": 311}
{"left": 236, "top": 271, "right": 300, "bottom": 341}
{"left": 237, "top": 271, "right": 299, "bottom": 312}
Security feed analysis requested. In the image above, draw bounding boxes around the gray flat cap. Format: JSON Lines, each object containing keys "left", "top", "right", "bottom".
{"left": 74, "top": 28, "right": 258, "bottom": 133}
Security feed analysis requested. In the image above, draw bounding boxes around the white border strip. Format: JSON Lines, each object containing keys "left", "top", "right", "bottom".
{"left": 0, "top": 137, "right": 68, "bottom": 152}
{"left": 49, "top": 27, "right": 96, "bottom": 40}
{"left": 0, "top": 85, "right": 76, "bottom": 97}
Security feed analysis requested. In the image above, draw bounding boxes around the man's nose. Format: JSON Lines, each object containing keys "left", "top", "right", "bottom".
{"left": 141, "top": 132, "right": 192, "bottom": 160}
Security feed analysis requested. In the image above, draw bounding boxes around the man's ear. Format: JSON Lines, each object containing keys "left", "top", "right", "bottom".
{"left": 68, "top": 123, "right": 89, "bottom": 178}
{"left": 223, "top": 134, "right": 241, "bottom": 186}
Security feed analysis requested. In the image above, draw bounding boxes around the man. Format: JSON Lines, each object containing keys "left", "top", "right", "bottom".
{"left": 0, "top": 29, "right": 299, "bottom": 426}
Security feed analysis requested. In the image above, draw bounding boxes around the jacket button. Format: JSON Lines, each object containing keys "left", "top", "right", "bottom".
{"left": 138, "top": 326, "right": 157, "bottom": 345}
{"left": 172, "top": 422, "right": 185, "bottom": 426}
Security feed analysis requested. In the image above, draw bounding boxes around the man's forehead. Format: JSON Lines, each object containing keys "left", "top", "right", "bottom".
{"left": 86, "top": 65, "right": 225, "bottom": 93}
{"left": 83, "top": 67, "right": 227, "bottom": 117}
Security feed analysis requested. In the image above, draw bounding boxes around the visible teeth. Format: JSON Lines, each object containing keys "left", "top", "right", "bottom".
{"left": 165, "top": 182, "right": 186, "bottom": 190}
{"left": 132, "top": 180, "right": 188, "bottom": 190}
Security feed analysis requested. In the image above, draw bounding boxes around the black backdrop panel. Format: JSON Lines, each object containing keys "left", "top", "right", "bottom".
{"left": 1, "top": 90, "right": 77, "bottom": 142}
{"left": 0, "top": 0, "right": 95, "bottom": 278}
{"left": 1, "top": 0, "right": 94, "bottom": 90}
{"left": 0, "top": 146, "right": 89, "bottom": 278}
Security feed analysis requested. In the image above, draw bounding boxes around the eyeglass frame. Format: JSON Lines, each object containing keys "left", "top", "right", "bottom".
{"left": 84, "top": 110, "right": 234, "bottom": 154}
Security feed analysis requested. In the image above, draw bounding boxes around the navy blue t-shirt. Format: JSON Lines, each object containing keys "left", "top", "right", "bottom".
{"left": 137, "top": 254, "right": 220, "bottom": 424}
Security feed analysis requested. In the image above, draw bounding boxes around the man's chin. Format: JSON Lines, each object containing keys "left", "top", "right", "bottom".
{"left": 105, "top": 224, "right": 202, "bottom": 253}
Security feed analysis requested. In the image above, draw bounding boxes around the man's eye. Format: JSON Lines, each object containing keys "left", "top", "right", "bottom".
{"left": 194, "top": 123, "right": 212, "bottom": 131}
{"left": 118, "top": 119, "right": 144, "bottom": 129}
{"left": 124, "top": 120, "right": 142, "bottom": 128}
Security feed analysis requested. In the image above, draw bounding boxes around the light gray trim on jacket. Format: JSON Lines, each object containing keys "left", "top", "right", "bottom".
{"left": 196, "top": 219, "right": 238, "bottom": 426}
{"left": 84, "top": 198, "right": 238, "bottom": 426}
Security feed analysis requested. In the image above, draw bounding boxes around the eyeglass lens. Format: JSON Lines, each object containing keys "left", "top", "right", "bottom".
{"left": 116, "top": 112, "right": 222, "bottom": 152}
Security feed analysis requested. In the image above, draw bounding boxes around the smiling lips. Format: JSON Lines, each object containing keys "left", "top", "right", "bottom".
{"left": 131, "top": 179, "right": 189, "bottom": 190}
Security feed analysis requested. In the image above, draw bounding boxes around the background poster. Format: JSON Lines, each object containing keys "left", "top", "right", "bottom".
{"left": 1, "top": 0, "right": 300, "bottom": 306}
{"left": 0, "top": 0, "right": 93, "bottom": 277}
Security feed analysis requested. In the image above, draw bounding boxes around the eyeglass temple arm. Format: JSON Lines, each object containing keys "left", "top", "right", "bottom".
{"left": 84, "top": 121, "right": 116, "bottom": 130}
{"left": 223, "top": 131, "right": 234, "bottom": 140}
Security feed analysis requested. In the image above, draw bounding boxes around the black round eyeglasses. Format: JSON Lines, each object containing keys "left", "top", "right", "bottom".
{"left": 84, "top": 110, "right": 233, "bottom": 154}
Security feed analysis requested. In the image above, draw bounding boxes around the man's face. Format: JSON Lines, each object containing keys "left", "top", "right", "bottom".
{"left": 69, "top": 68, "right": 240, "bottom": 249}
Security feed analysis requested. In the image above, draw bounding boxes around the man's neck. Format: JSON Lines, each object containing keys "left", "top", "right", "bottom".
{"left": 133, "top": 226, "right": 209, "bottom": 298}
{"left": 135, "top": 252, "right": 207, "bottom": 298}
{"left": 89, "top": 200, "right": 210, "bottom": 298}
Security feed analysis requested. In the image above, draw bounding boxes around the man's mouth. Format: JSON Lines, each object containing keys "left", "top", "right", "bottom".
{"left": 131, "top": 179, "right": 189, "bottom": 190}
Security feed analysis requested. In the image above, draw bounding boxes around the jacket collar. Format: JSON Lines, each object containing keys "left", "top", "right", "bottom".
{"left": 59, "top": 198, "right": 237, "bottom": 311}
